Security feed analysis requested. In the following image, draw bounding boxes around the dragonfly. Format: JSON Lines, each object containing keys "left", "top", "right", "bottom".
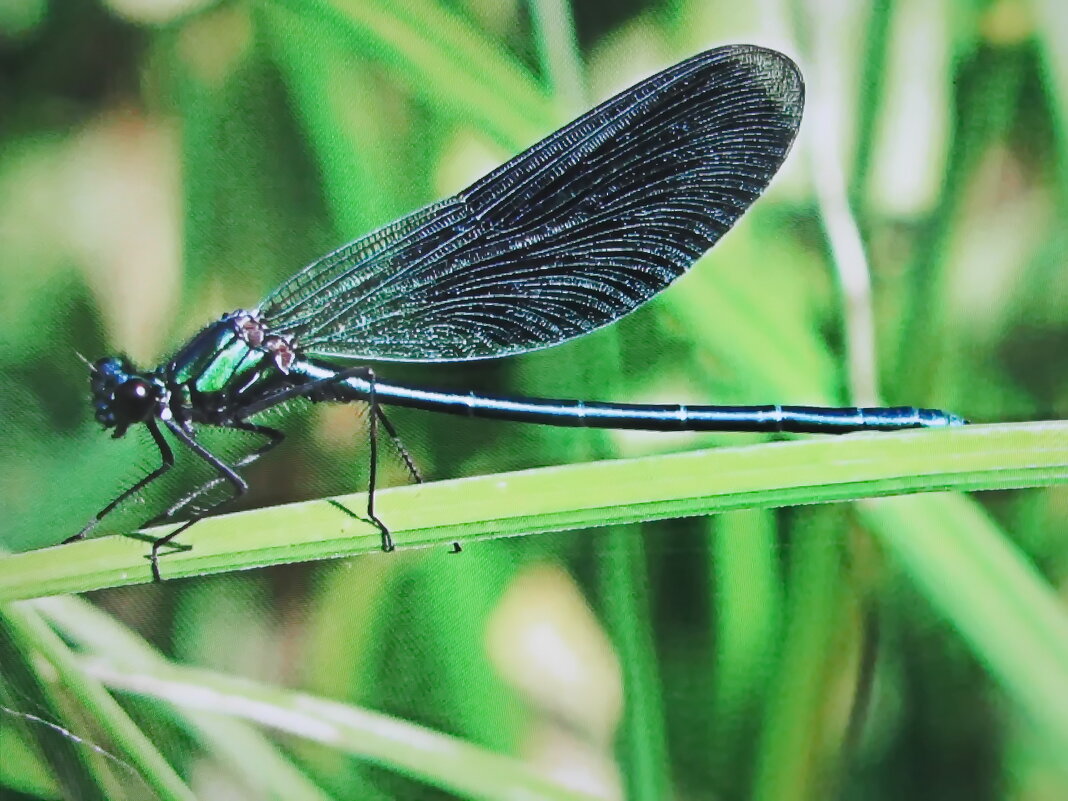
{"left": 67, "top": 45, "right": 964, "bottom": 580}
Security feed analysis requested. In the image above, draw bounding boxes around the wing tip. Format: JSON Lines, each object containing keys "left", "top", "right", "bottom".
{"left": 730, "top": 44, "right": 805, "bottom": 117}
{"left": 688, "top": 44, "right": 805, "bottom": 119}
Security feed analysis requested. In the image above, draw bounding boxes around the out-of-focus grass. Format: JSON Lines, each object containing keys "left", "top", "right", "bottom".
{"left": 1, "top": 0, "right": 1066, "bottom": 799}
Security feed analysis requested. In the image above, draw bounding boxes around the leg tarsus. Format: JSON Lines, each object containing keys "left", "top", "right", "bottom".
{"left": 149, "top": 541, "right": 163, "bottom": 584}
{"left": 371, "top": 515, "right": 395, "bottom": 553}
{"left": 146, "top": 518, "right": 195, "bottom": 582}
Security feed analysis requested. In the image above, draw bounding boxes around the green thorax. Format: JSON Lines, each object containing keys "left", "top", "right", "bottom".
{"left": 167, "top": 313, "right": 268, "bottom": 396}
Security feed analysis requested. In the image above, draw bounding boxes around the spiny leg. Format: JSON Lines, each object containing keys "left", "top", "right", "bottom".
{"left": 229, "top": 364, "right": 406, "bottom": 553}
{"left": 285, "top": 364, "right": 403, "bottom": 553}
{"left": 365, "top": 371, "right": 394, "bottom": 552}
{"left": 64, "top": 419, "right": 174, "bottom": 544}
{"left": 372, "top": 397, "right": 464, "bottom": 553}
{"left": 147, "top": 423, "right": 284, "bottom": 525}
{"left": 147, "top": 420, "right": 249, "bottom": 582}
{"left": 374, "top": 404, "right": 422, "bottom": 485}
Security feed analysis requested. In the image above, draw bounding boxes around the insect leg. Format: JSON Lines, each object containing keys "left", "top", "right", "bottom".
{"left": 373, "top": 404, "right": 422, "bottom": 484}
{"left": 64, "top": 419, "right": 174, "bottom": 544}
{"left": 364, "top": 369, "right": 394, "bottom": 552}
{"left": 370, "top": 402, "right": 461, "bottom": 552}
{"left": 148, "top": 423, "right": 284, "bottom": 524}
{"left": 255, "top": 364, "right": 403, "bottom": 553}
{"left": 147, "top": 420, "right": 249, "bottom": 581}
{"left": 369, "top": 403, "right": 461, "bottom": 553}
{"left": 188, "top": 366, "right": 405, "bottom": 555}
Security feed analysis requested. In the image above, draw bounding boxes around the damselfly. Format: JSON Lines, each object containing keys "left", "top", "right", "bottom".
{"left": 68, "top": 46, "right": 964, "bottom": 579}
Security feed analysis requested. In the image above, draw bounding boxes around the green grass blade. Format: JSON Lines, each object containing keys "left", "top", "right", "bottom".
{"left": 0, "top": 712, "right": 59, "bottom": 799}
{"left": 751, "top": 507, "right": 848, "bottom": 801}
{"left": 859, "top": 492, "right": 1068, "bottom": 758}
{"left": 0, "top": 602, "right": 196, "bottom": 801}
{"left": 597, "top": 528, "right": 672, "bottom": 800}
{"left": 1035, "top": 0, "right": 1068, "bottom": 210}
{"left": 1, "top": 609, "right": 89, "bottom": 799}
{"left": 706, "top": 509, "right": 782, "bottom": 787}
{"left": 530, "top": 0, "right": 586, "bottom": 112}
{"left": 3, "top": 421, "right": 1065, "bottom": 600}
{"left": 78, "top": 653, "right": 597, "bottom": 801}
{"left": 32, "top": 595, "right": 337, "bottom": 801}
{"left": 262, "top": 0, "right": 554, "bottom": 148}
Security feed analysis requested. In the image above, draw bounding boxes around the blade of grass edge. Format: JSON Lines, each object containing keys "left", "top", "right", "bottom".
{"left": 859, "top": 492, "right": 1068, "bottom": 762}
{"left": 1, "top": 603, "right": 195, "bottom": 801}
{"left": 78, "top": 653, "right": 597, "bottom": 801}
{"left": 2, "top": 421, "right": 1066, "bottom": 600}
{"left": 31, "top": 595, "right": 336, "bottom": 801}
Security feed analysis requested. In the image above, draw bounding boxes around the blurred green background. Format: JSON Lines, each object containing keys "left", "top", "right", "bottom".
{"left": 2, "top": 0, "right": 1068, "bottom": 799}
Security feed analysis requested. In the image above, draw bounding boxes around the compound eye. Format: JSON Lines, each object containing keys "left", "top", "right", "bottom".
{"left": 113, "top": 378, "right": 156, "bottom": 421}
{"left": 95, "top": 356, "right": 126, "bottom": 375}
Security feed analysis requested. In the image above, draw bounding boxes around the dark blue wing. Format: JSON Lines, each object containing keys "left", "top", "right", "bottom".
{"left": 257, "top": 45, "right": 804, "bottom": 362}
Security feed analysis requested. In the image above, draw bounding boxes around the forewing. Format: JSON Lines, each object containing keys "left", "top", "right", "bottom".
{"left": 258, "top": 45, "right": 804, "bottom": 361}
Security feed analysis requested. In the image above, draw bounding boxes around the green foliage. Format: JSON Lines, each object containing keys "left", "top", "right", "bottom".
{"left": 1, "top": 1, "right": 1066, "bottom": 799}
